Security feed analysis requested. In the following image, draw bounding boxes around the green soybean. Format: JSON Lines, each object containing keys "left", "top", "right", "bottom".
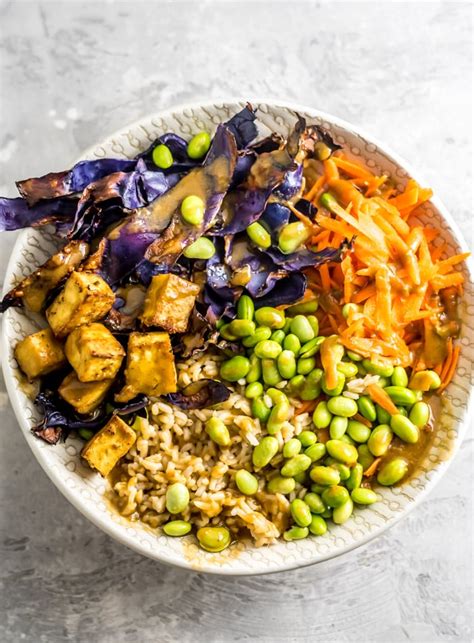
{"left": 305, "top": 443, "right": 327, "bottom": 463}
{"left": 409, "top": 369, "right": 441, "bottom": 391}
{"left": 197, "top": 526, "right": 231, "bottom": 552}
{"left": 290, "top": 498, "right": 312, "bottom": 527}
{"left": 289, "top": 374, "right": 305, "bottom": 392}
{"left": 362, "top": 359, "right": 394, "bottom": 378}
{"left": 303, "top": 492, "right": 326, "bottom": 514}
{"left": 290, "top": 315, "right": 315, "bottom": 343}
{"left": 357, "top": 396, "right": 377, "bottom": 422}
{"left": 322, "top": 485, "right": 350, "bottom": 508}
{"left": 283, "top": 438, "right": 302, "bottom": 459}
{"left": 152, "top": 143, "right": 174, "bottom": 169}
{"left": 183, "top": 236, "right": 216, "bottom": 259}
{"left": 391, "top": 366, "right": 408, "bottom": 387}
{"left": 307, "top": 315, "right": 320, "bottom": 336}
{"left": 346, "top": 463, "right": 363, "bottom": 491}
{"left": 309, "top": 515, "right": 327, "bottom": 536}
{"left": 293, "top": 471, "right": 307, "bottom": 485}
{"left": 351, "top": 488, "right": 377, "bottom": 505}
{"left": 252, "top": 436, "right": 279, "bottom": 469}
{"left": 286, "top": 299, "right": 319, "bottom": 315}
{"left": 329, "top": 415, "right": 349, "bottom": 439}
{"left": 390, "top": 414, "right": 419, "bottom": 444}
{"left": 267, "top": 402, "right": 290, "bottom": 435}
{"left": 409, "top": 401, "right": 430, "bottom": 428}
{"left": 376, "top": 404, "right": 391, "bottom": 425}
{"left": 277, "top": 350, "right": 297, "bottom": 379}
{"left": 187, "top": 131, "right": 211, "bottom": 159}
{"left": 310, "top": 465, "right": 341, "bottom": 486}
{"left": 246, "top": 221, "right": 272, "bottom": 248}
{"left": 163, "top": 520, "right": 192, "bottom": 537}
{"left": 313, "top": 401, "right": 332, "bottom": 429}
{"left": 271, "top": 330, "right": 286, "bottom": 344}
{"left": 262, "top": 359, "right": 282, "bottom": 386}
{"left": 237, "top": 294, "right": 255, "bottom": 320}
{"left": 347, "top": 420, "right": 371, "bottom": 443}
{"left": 246, "top": 354, "right": 262, "bottom": 383}
{"left": 166, "top": 483, "right": 190, "bottom": 514}
{"left": 266, "top": 388, "right": 289, "bottom": 405}
{"left": 242, "top": 326, "right": 272, "bottom": 347}
{"left": 281, "top": 454, "right": 312, "bottom": 477}
{"left": 310, "top": 484, "right": 326, "bottom": 495}
{"left": 283, "top": 333, "right": 301, "bottom": 354}
{"left": 180, "top": 195, "right": 205, "bottom": 225}
{"left": 220, "top": 356, "right": 250, "bottom": 382}
{"left": 267, "top": 476, "right": 296, "bottom": 494}
{"left": 367, "top": 424, "right": 393, "bottom": 456}
{"left": 205, "top": 417, "right": 231, "bottom": 447}
{"left": 397, "top": 406, "right": 408, "bottom": 417}
{"left": 254, "top": 340, "right": 282, "bottom": 359}
{"left": 346, "top": 350, "right": 363, "bottom": 362}
{"left": 251, "top": 397, "right": 271, "bottom": 422}
{"left": 300, "top": 382, "right": 321, "bottom": 401}
{"left": 384, "top": 386, "right": 417, "bottom": 406}
{"left": 235, "top": 469, "right": 259, "bottom": 495}
{"left": 337, "top": 361, "right": 359, "bottom": 378}
{"left": 342, "top": 303, "right": 362, "bottom": 318}
{"left": 299, "top": 336, "right": 324, "bottom": 359}
{"left": 228, "top": 319, "right": 256, "bottom": 337}
{"left": 327, "top": 396, "right": 358, "bottom": 418}
{"left": 327, "top": 461, "right": 351, "bottom": 481}
{"left": 332, "top": 498, "right": 354, "bottom": 524}
{"left": 378, "top": 377, "right": 390, "bottom": 388}
{"left": 298, "top": 430, "right": 317, "bottom": 447}
{"left": 219, "top": 323, "right": 238, "bottom": 341}
{"left": 377, "top": 457, "right": 408, "bottom": 486}
{"left": 340, "top": 433, "right": 356, "bottom": 445}
{"left": 278, "top": 221, "right": 311, "bottom": 254}
{"left": 326, "top": 439, "right": 358, "bottom": 465}
{"left": 357, "top": 444, "right": 375, "bottom": 471}
{"left": 321, "top": 371, "right": 346, "bottom": 396}
{"left": 297, "top": 356, "right": 317, "bottom": 375}
{"left": 254, "top": 307, "right": 285, "bottom": 329}
{"left": 283, "top": 526, "right": 309, "bottom": 541}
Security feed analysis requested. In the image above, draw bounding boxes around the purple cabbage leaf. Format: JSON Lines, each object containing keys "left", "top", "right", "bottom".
{"left": 164, "top": 379, "right": 231, "bottom": 410}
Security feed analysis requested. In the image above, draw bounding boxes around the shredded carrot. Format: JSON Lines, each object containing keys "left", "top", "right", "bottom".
{"left": 440, "top": 338, "right": 453, "bottom": 382}
{"left": 439, "top": 345, "right": 460, "bottom": 392}
{"left": 353, "top": 413, "right": 372, "bottom": 428}
{"left": 286, "top": 202, "right": 315, "bottom": 229}
{"left": 304, "top": 174, "right": 325, "bottom": 202}
{"left": 320, "top": 336, "right": 340, "bottom": 390}
{"left": 323, "top": 158, "right": 339, "bottom": 182}
{"left": 319, "top": 264, "right": 331, "bottom": 292}
{"left": 295, "top": 400, "right": 319, "bottom": 416}
{"left": 366, "top": 384, "right": 399, "bottom": 415}
{"left": 363, "top": 457, "right": 382, "bottom": 478}
{"left": 353, "top": 284, "right": 377, "bottom": 304}
{"left": 333, "top": 156, "right": 374, "bottom": 180}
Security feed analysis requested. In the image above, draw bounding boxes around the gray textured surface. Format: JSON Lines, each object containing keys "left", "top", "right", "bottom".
{"left": 0, "top": 1, "right": 472, "bottom": 641}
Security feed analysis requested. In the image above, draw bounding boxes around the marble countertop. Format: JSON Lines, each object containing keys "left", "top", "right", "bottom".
{"left": 0, "top": 2, "right": 472, "bottom": 641}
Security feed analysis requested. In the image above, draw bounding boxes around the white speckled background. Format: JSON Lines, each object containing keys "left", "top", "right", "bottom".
{"left": 0, "top": 1, "right": 472, "bottom": 641}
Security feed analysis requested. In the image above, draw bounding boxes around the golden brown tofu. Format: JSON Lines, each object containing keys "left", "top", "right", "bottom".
{"left": 58, "top": 371, "right": 113, "bottom": 415}
{"left": 65, "top": 323, "right": 125, "bottom": 382}
{"left": 81, "top": 416, "right": 136, "bottom": 477}
{"left": 14, "top": 328, "right": 67, "bottom": 380}
{"left": 115, "top": 331, "right": 177, "bottom": 402}
{"left": 140, "top": 274, "right": 200, "bottom": 333}
{"left": 46, "top": 271, "right": 114, "bottom": 337}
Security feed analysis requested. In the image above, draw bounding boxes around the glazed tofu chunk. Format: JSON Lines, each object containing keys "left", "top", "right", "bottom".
{"left": 65, "top": 323, "right": 125, "bottom": 382}
{"left": 59, "top": 371, "right": 113, "bottom": 415}
{"left": 81, "top": 415, "right": 136, "bottom": 477}
{"left": 140, "top": 274, "right": 200, "bottom": 333}
{"left": 115, "top": 332, "right": 177, "bottom": 402}
{"left": 46, "top": 271, "right": 115, "bottom": 337}
{"left": 14, "top": 328, "right": 67, "bottom": 380}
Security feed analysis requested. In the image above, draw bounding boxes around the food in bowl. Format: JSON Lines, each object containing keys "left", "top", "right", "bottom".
{"left": 0, "top": 104, "right": 468, "bottom": 553}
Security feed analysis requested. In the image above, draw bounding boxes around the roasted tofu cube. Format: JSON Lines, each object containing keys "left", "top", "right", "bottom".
{"left": 14, "top": 328, "right": 66, "bottom": 380}
{"left": 65, "top": 323, "right": 125, "bottom": 382}
{"left": 81, "top": 416, "right": 136, "bottom": 477}
{"left": 59, "top": 371, "right": 113, "bottom": 415}
{"left": 46, "top": 271, "right": 114, "bottom": 337}
{"left": 115, "top": 332, "right": 177, "bottom": 402}
{"left": 140, "top": 274, "right": 200, "bottom": 333}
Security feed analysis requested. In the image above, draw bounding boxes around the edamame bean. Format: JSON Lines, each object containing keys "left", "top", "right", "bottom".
{"left": 228, "top": 319, "right": 256, "bottom": 337}
{"left": 197, "top": 526, "right": 231, "bottom": 552}
{"left": 152, "top": 143, "right": 174, "bottom": 169}
{"left": 283, "top": 333, "right": 301, "bottom": 354}
{"left": 187, "top": 131, "right": 211, "bottom": 159}
{"left": 357, "top": 396, "right": 377, "bottom": 422}
{"left": 378, "top": 377, "right": 390, "bottom": 388}
{"left": 267, "top": 476, "right": 296, "bottom": 494}
{"left": 183, "top": 236, "right": 216, "bottom": 259}
{"left": 180, "top": 195, "right": 205, "bottom": 225}
{"left": 300, "top": 382, "right": 321, "bottom": 401}
{"left": 281, "top": 454, "right": 312, "bottom": 477}
{"left": 315, "top": 141, "right": 332, "bottom": 161}
{"left": 283, "top": 526, "right": 309, "bottom": 541}
{"left": 377, "top": 457, "right": 408, "bottom": 486}
{"left": 346, "top": 350, "right": 363, "bottom": 362}
{"left": 246, "top": 354, "right": 262, "bottom": 383}
{"left": 254, "top": 340, "right": 282, "bottom": 359}
{"left": 313, "top": 401, "right": 332, "bottom": 429}
{"left": 290, "top": 315, "right": 315, "bottom": 343}
{"left": 220, "top": 356, "right": 250, "bottom": 382}
{"left": 347, "top": 420, "right": 371, "bottom": 443}
{"left": 397, "top": 406, "right": 408, "bottom": 417}
{"left": 252, "top": 436, "right": 279, "bottom": 469}
{"left": 266, "top": 388, "right": 289, "bottom": 405}
{"left": 326, "top": 439, "right": 358, "bottom": 465}
{"left": 391, "top": 366, "right": 408, "bottom": 387}
{"left": 390, "top": 414, "right": 419, "bottom": 443}
{"left": 299, "top": 336, "right": 324, "bottom": 358}
{"left": 78, "top": 428, "right": 94, "bottom": 441}
{"left": 307, "top": 315, "right": 319, "bottom": 336}
{"left": 307, "top": 368, "right": 324, "bottom": 385}
{"left": 346, "top": 463, "right": 363, "bottom": 491}
{"left": 340, "top": 434, "right": 356, "bottom": 445}
{"left": 384, "top": 386, "right": 417, "bottom": 406}
{"left": 321, "top": 371, "right": 345, "bottom": 396}
{"left": 262, "top": 359, "right": 282, "bottom": 386}
{"left": 351, "top": 488, "right": 377, "bottom": 505}
{"left": 246, "top": 221, "right": 271, "bottom": 248}
{"left": 362, "top": 359, "right": 394, "bottom": 378}
{"left": 309, "top": 514, "right": 327, "bottom": 536}
{"left": 289, "top": 374, "right": 305, "bottom": 392}
{"left": 235, "top": 469, "right": 259, "bottom": 495}
{"left": 322, "top": 485, "right": 350, "bottom": 508}
{"left": 357, "top": 444, "right": 375, "bottom": 471}
{"left": 310, "top": 465, "right": 341, "bottom": 486}
{"left": 311, "top": 484, "right": 326, "bottom": 494}
{"left": 409, "top": 369, "right": 441, "bottom": 391}
{"left": 297, "top": 356, "right": 317, "bottom": 375}
{"left": 271, "top": 330, "right": 286, "bottom": 344}
{"left": 245, "top": 381, "right": 263, "bottom": 399}
{"left": 267, "top": 402, "right": 290, "bottom": 435}
{"left": 283, "top": 318, "right": 293, "bottom": 333}
{"left": 342, "top": 303, "right": 361, "bottom": 319}
{"left": 337, "top": 361, "right": 359, "bottom": 378}
{"left": 237, "top": 294, "right": 254, "bottom": 320}
{"left": 367, "top": 424, "right": 393, "bottom": 456}
{"left": 321, "top": 507, "right": 333, "bottom": 519}
{"left": 332, "top": 498, "right": 354, "bottom": 524}
{"left": 357, "top": 364, "right": 368, "bottom": 376}
{"left": 278, "top": 221, "right": 311, "bottom": 254}
{"left": 293, "top": 471, "right": 307, "bottom": 484}
{"left": 254, "top": 307, "right": 285, "bottom": 329}
{"left": 303, "top": 492, "right": 326, "bottom": 514}
{"left": 409, "top": 401, "right": 430, "bottom": 428}
{"left": 376, "top": 404, "right": 391, "bottom": 424}
{"left": 219, "top": 323, "right": 238, "bottom": 341}
{"left": 305, "top": 443, "right": 327, "bottom": 462}
{"left": 205, "top": 417, "right": 231, "bottom": 447}
{"left": 327, "top": 396, "right": 358, "bottom": 418}
{"left": 286, "top": 299, "right": 319, "bottom": 315}
{"left": 290, "top": 498, "right": 312, "bottom": 527}
{"left": 277, "top": 350, "right": 297, "bottom": 379}
{"left": 163, "top": 520, "right": 192, "bottom": 536}
{"left": 298, "top": 430, "right": 317, "bottom": 447}
{"left": 166, "top": 483, "right": 190, "bottom": 514}
{"left": 242, "top": 326, "right": 272, "bottom": 347}
{"left": 283, "top": 438, "right": 302, "bottom": 459}
{"left": 327, "top": 461, "right": 351, "bottom": 481}
{"left": 329, "top": 416, "right": 348, "bottom": 439}
{"left": 251, "top": 397, "right": 271, "bottom": 422}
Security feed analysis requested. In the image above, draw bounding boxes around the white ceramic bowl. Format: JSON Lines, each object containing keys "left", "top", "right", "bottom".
{"left": 2, "top": 100, "right": 473, "bottom": 575}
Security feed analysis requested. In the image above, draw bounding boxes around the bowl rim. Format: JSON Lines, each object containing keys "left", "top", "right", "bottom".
{"left": 2, "top": 97, "right": 473, "bottom": 575}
